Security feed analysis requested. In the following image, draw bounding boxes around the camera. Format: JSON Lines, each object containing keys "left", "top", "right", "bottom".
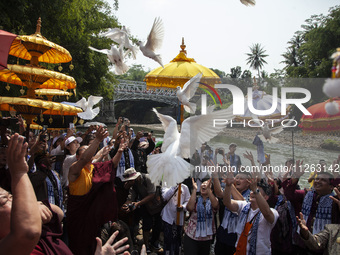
{"left": 40, "top": 134, "right": 47, "bottom": 142}
{"left": 218, "top": 148, "right": 224, "bottom": 154}
{"left": 128, "top": 203, "right": 135, "bottom": 211}
{"left": 143, "top": 132, "right": 149, "bottom": 137}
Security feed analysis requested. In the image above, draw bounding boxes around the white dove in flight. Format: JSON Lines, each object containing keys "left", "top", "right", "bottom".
{"left": 176, "top": 73, "right": 202, "bottom": 114}
{"left": 100, "top": 26, "right": 138, "bottom": 60}
{"left": 147, "top": 106, "right": 234, "bottom": 187}
{"left": 253, "top": 116, "right": 295, "bottom": 144}
{"left": 89, "top": 45, "right": 129, "bottom": 75}
{"left": 240, "top": 0, "right": 256, "bottom": 6}
{"left": 138, "top": 17, "right": 164, "bottom": 67}
{"left": 76, "top": 96, "right": 103, "bottom": 120}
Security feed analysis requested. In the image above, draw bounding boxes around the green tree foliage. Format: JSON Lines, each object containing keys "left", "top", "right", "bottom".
{"left": 210, "top": 68, "right": 226, "bottom": 79}
{"left": 0, "top": 0, "right": 123, "bottom": 100}
{"left": 117, "top": 64, "right": 149, "bottom": 81}
{"left": 246, "top": 43, "right": 268, "bottom": 78}
{"left": 280, "top": 6, "right": 340, "bottom": 120}
{"left": 282, "top": 6, "right": 340, "bottom": 78}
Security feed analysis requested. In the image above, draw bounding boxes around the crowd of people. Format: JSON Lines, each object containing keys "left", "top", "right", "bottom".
{"left": 1, "top": 115, "right": 340, "bottom": 255}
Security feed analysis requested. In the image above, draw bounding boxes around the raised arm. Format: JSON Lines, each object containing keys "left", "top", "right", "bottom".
{"left": 68, "top": 126, "right": 108, "bottom": 183}
{"left": 186, "top": 178, "right": 198, "bottom": 212}
{"left": 112, "top": 117, "right": 123, "bottom": 140}
{"left": 222, "top": 174, "right": 239, "bottom": 212}
{"left": 248, "top": 178, "right": 275, "bottom": 224}
{"left": 206, "top": 179, "right": 219, "bottom": 210}
{"left": 0, "top": 134, "right": 41, "bottom": 254}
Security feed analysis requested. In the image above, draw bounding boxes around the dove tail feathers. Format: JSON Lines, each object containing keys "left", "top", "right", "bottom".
{"left": 147, "top": 154, "right": 192, "bottom": 187}
{"left": 114, "top": 62, "right": 129, "bottom": 75}
{"left": 155, "top": 54, "right": 164, "bottom": 68}
{"left": 183, "top": 102, "right": 196, "bottom": 114}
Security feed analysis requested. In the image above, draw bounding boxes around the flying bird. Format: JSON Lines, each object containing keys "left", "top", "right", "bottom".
{"left": 147, "top": 106, "right": 234, "bottom": 187}
{"left": 89, "top": 45, "right": 129, "bottom": 75}
{"left": 76, "top": 96, "right": 103, "bottom": 120}
{"left": 176, "top": 73, "right": 203, "bottom": 114}
{"left": 240, "top": 0, "right": 256, "bottom": 6}
{"left": 100, "top": 26, "right": 138, "bottom": 60}
{"left": 252, "top": 116, "right": 295, "bottom": 144}
{"left": 138, "top": 17, "right": 164, "bottom": 67}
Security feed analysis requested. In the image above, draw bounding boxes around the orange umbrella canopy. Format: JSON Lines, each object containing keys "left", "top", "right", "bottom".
{"left": 0, "top": 64, "right": 76, "bottom": 96}
{"left": 9, "top": 18, "right": 72, "bottom": 64}
{"left": 299, "top": 99, "right": 340, "bottom": 134}
{"left": 0, "top": 97, "right": 82, "bottom": 120}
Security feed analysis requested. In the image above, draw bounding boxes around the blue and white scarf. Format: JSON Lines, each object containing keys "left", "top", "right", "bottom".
{"left": 300, "top": 190, "right": 333, "bottom": 235}
{"left": 45, "top": 170, "right": 64, "bottom": 212}
{"left": 117, "top": 149, "right": 135, "bottom": 179}
{"left": 235, "top": 203, "right": 261, "bottom": 255}
{"left": 195, "top": 196, "right": 213, "bottom": 238}
{"left": 221, "top": 189, "right": 251, "bottom": 233}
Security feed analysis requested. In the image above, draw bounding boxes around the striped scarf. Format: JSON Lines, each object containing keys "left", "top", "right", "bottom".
{"left": 195, "top": 196, "right": 213, "bottom": 238}
{"left": 221, "top": 189, "right": 251, "bottom": 233}
{"left": 117, "top": 149, "right": 135, "bottom": 179}
{"left": 300, "top": 190, "right": 333, "bottom": 235}
{"left": 235, "top": 203, "right": 261, "bottom": 255}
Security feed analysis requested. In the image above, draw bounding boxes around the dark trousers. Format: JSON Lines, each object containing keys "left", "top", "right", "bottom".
{"left": 214, "top": 240, "right": 236, "bottom": 255}
{"left": 163, "top": 221, "right": 182, "bottom": 255}
{"left": 139, "top": 206, "right": 162, "bottom": 244}
{"left": 183, "top": 234, "right": 211, "bottom": 255}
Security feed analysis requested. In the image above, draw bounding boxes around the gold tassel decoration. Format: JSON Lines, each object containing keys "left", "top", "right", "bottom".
{"left": 49, "top": 116, "right": 53, "bottom": 124}
{"left": 58, "top": 64, "right": 63, "bottom": 72}
{"left": 20, "top": 86, "right": 25, "bottom": 95}
{"left": 5, "top": 83, "right": 10, "bottom": 91}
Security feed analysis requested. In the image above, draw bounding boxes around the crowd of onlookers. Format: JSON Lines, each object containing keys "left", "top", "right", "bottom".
{"left": 0, "top": 115, "right": 340, "bottom": 255}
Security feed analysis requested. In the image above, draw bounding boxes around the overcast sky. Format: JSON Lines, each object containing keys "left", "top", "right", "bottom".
{"left": 109, "top": 0, "right": 339, "bottom": 75}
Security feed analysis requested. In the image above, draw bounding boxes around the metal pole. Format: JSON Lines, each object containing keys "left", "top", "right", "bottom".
{"left": 292, "top": 129, "right": 294, "bottom": 162}
{"left": 176, "top": 184, "right": 182, "bottom": 225}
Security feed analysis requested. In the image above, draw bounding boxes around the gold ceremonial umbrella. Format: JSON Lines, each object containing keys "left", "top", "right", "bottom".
{"left": 0, "top": 64, "right": 76, "bottom": 98}
{"left": 145, "top": 38, "right": 221, "bottom": 89}
{"left": 35, "top": 89, "right": 72, "bottom": 101}
{"left": 0, "top": 96, "right": 82, "bottom": 125}
{"left": 9, "top": 17, "right": 72, "bottom": 65}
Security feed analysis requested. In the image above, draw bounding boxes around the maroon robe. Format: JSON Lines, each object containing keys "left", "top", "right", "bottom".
{"left": 67, "top": 160, "right": 118, "bottom": 255}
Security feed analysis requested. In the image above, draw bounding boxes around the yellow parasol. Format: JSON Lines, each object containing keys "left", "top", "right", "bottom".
{"left": 9, "top": 17, "right": 72, "bottom": 65}
{"left": 0, "top": 64, "right": 76, "bottom": 98}
{"left": 145, "top": 38, "right": 221, "bottom": 89}
{"left": 0, "top": 96, "right": 82, "bottom": 125}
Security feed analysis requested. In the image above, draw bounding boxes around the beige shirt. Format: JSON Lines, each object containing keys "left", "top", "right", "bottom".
{"left": 303, "top": 224, "right": 340, "bottom": 255}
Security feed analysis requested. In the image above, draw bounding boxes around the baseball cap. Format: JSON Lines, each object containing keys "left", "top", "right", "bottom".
{"left": 65, "top": 136, "right": 83, "bottom": 147}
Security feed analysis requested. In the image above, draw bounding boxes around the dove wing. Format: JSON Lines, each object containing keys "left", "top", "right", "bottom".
{"left": 89, "top": 46, "right": 110, "bottom": 55}
{"left": 181, "top": 73, "right": 202, "bottom": 100}
{"left": 152, "top": 108, "right": 180, "bottom": 152}
{"left": 75, "top": 97, "right": 87, "bottom": 110}
{"left": 240, "top": 0, "right": 256, "bottom": 6}
{"left": 179, "top": 106, "right": 234, "bottom": 158}
{"left": 77, "top": 107, "right": 100, "bottom": 120}
{"left": 144, "top": 17, "right": 164, "bottom": 52}
{"left": 87, "top": 96, "right": 103, "bottom": 109}
{"left": 99, "top": 28, "right": 121, "bottom": 37}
